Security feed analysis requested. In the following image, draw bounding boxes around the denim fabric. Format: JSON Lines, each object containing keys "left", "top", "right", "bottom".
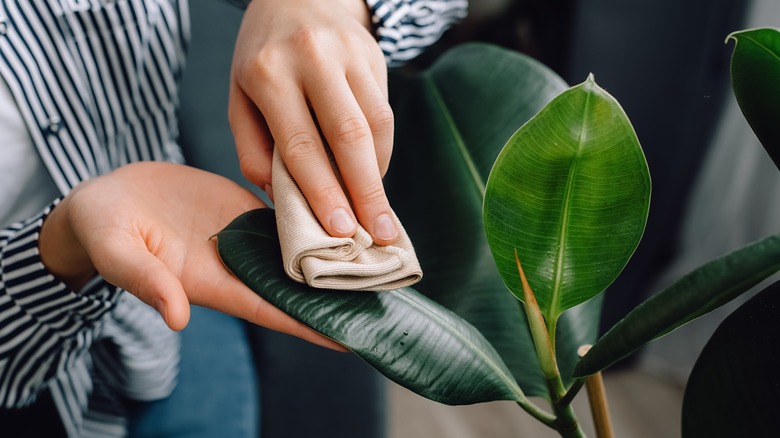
{"left": 127, "top": 306, "right": 259, "bottom": 438}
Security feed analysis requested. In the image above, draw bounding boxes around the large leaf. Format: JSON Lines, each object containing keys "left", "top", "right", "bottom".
{"left": 728, "top": 27, "right": 780, "bottom": 168}
{"left": 681, "top": 280, "right": 780, "bottom": 437}
{"left": 385, "top": 43, "right": 599, "bottom": 396}
{"left": 483, "top": 75, "right": 651, "bottom": 326}
{"left": 216, "top": 209, "right": 526, "bottom": 405}
{"left": 575, "top": 233, "right": 780, "bottom": 377}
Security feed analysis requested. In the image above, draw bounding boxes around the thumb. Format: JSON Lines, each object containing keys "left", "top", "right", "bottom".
{"left": 96, "top": 244, "right": 191, "bottom": 331}
{"left": 229, "top": 78, "right": 274, "bottom": 191}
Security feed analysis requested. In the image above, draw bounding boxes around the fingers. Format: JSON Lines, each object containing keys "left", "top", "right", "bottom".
{"left": 251, "top": 298, "right": 347, "bottom": 352}
{"left": 229, "top": 80, "right": 275, "bottom": 198}
{"left": 244, "top": 67, "right": 398, "bottom": 244}
{"left": 230, "top": 0, "right": 397, "bottom": 244}
{"left": 94, "top": 236, "right": 192, "bottom": 331}
{"left": 350, "top": 58, "right": 393, "bottom": 176}
{"left": 251, "top": 77, "right": 360, "bottom": 238}
{"left": 192, "top": 262, "right": 346, "bottom": 352}
{"left": 306, "top": 68, "right": 398, "bottom": 244}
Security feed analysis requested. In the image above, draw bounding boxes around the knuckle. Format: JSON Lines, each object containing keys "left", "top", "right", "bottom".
{"left": 352, "top": 183, "right": 387, "bottom": 210}
{"left": 236, "top": 48, "right": 280, "bottom": 86}
{"left": 332, "top": 115, "right": 371, "bottom": 147}
{"left": 281, "top": 130, "right": 322, "bottom": 163}
{"left": 312, "top": 182, "right": 346, "bottom": 207}
{"left": 290, "top": 27, "right": 329, "bottom": 61}
{"left": 367, "top": 103, "right": 394, "bottom": 135}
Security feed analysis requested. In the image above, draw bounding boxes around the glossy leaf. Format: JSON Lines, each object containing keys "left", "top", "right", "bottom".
{"left": 216, "top": 208, "right": 526, "bottom": 405}
{"left": 682, "top": 281, "right": 780, "bottom": 437}
{"left": 483, "top": 75, "right": 651, "bottom": 326}
{"left": 575, "top": 233, "right": 780, "bottom": 377}
{"left": 386, "top": 43, "right": 600, "bottom": 396}
{"left": 728, "top": 27, "right": 780, "bottom": 168}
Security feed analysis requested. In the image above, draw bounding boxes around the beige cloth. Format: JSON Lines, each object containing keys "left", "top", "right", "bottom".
{"left": 272, "top": 149, "right": 423, "bottom": 291}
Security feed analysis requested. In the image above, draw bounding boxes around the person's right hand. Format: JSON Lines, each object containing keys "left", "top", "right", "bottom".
{"left": 39, "top": 162, "right": 343, "bottom": 351}
{"left": 228, "top": 0, "right": 399, "bottom": 245}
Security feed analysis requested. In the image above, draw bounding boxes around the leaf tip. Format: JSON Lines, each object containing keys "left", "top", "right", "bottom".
{"left": 579, "top": 73, "right": 610, "bottom": 98}
{"left": 581, "top": 73, "right": 598, "bottom": 92}
{"left": 726, "top": 27, "right": 780, "bottom": 45}
{"left": 725, "top": 30, "right": 739, "bottom": 45}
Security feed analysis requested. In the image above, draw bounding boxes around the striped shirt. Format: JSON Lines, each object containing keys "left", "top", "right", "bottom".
{"left": 0, "top": 0, "right": 466, "bottom": 436}
{"left": 367, "top": 0, "right": 469, "bottom": 66}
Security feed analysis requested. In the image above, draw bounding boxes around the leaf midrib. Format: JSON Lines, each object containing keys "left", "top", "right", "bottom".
{"left": 741, "top": 32, "right": 780, "bottom": 64}
{"left": 549, "top": 89, "right": 592, "bottom": 322}
{"left": 218, "top": 228, "right": 277, "bottom": 241}
{"left": 424, "top": 75, "right": 486, "bottom": 197}
{"left": 392, "top": 288, "right": 526, "bottom": 402}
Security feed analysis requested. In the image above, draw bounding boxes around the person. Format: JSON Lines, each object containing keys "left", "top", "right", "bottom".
{"left": 0, "top": 0, "right": 467, "bottom": 436}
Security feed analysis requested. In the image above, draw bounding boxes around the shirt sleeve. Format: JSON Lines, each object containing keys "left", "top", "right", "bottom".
{"left": 221, "top": 0, "right": 469, "bottom": 66}
{"left": 0, "top": 200, "right": 122, "bottom": 408}
{"left": 367, "top": 0, "right": 468, "bottom": 66}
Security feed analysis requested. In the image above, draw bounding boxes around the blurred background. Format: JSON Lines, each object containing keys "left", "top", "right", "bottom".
{"left": 180, "top": 0, "right": 777, "bottom": 436}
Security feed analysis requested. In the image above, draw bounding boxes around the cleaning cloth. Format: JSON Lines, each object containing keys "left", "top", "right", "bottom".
{"left": 272, "top": 148, "right": 423, "bottom": 291}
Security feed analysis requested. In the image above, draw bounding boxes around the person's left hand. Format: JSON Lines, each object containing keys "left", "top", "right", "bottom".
{"left": 228, "top": 0, "right": 399, "bottom": 246}
{"left": 39, "top": 162, "right": 343, "bottom": 351}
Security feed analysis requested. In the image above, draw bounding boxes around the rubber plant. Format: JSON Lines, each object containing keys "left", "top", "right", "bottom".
{"left": 215, "top": 27, "right": 780, "bottom": 437}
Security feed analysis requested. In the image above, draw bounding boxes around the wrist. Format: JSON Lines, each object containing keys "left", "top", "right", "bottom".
{"left": 39, "top": 194, "right": 96, "bottom": 291}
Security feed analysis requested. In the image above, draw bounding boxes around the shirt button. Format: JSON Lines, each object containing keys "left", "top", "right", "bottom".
{"left": 0, "top": 19, "right": 7, "bottom": 36}
{"left": 46, "top": 116, "right": 62, "bottom": 134}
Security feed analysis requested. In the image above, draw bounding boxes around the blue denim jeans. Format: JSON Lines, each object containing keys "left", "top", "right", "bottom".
{"left": 127, "top": 306, "right": 259, "bottom": 438}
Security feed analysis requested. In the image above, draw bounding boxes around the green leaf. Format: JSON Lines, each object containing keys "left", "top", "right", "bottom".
{"left": 216, "top": 208, "right": 526, "bottom": 405}
{"left": 727, "top": 27, "right": 780, "bottom": 168}
{"left": 483, "top": 75, "right": 651, "bottom": 325}
{"left": 574, "top": 233, "right": 780, "bottom": 377}
{"left": 682, "top": 281, "right": 780, "bottom": 437}
{"left": 386, "top": 43, "right": 600, "bottom": 396}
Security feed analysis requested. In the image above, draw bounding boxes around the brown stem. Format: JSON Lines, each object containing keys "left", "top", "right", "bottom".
{"left": 578, "top": 345, "right": 614, "bottom": 438}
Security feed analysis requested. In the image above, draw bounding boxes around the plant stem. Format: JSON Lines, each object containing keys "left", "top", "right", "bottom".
{"left": 541, "top": 375, "right": 583, "bottom": 437}
{"left": 553, "top": 398, "right": 587, "bottom": 438}
{"left": 515, "top": 250, "right": 586, "bottom": 437}
{"left": 516, "top": 400, "right": 557, "bottom": 428}
{"left": 559, "top": 378, "right": 586, "bottom": 407}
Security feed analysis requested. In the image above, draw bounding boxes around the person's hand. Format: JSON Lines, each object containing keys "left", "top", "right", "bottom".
{"left": 38, "top": 162, "right": 343, "bottom": 351}
{"left": 229, "top": 0, "right": 399, "bottom": 245}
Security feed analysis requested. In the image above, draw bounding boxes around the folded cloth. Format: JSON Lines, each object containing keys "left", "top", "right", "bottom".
{"left": 272, "top": 148, "right": 423, "bottom": 291}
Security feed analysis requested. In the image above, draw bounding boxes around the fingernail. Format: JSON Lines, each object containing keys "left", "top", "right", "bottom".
{"left": 374, "top": 214, "right": 397, "bottom": 241}
{"left": 330, "top": 208, "right": 355, "bottom": 234}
